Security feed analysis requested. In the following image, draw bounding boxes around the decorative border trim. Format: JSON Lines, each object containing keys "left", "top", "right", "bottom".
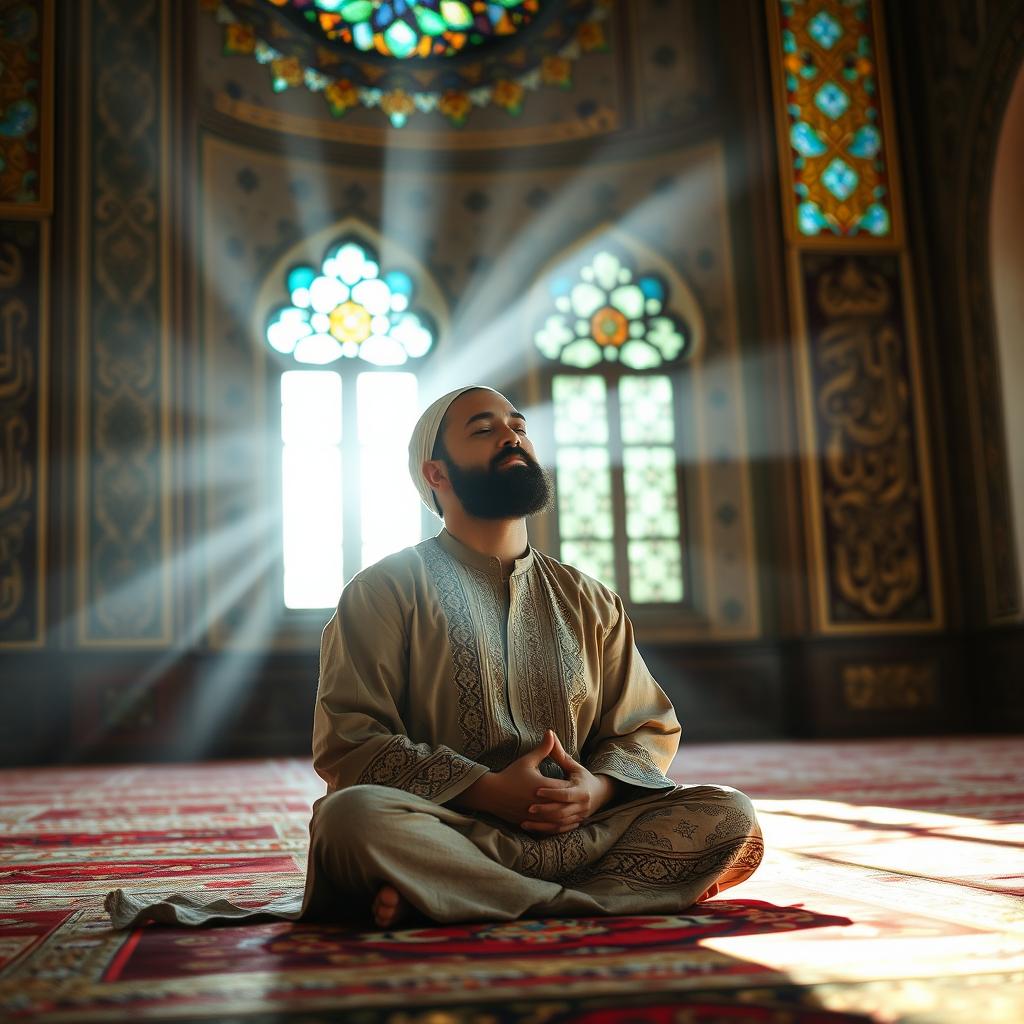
{"left": 210, "top": 92, "right": 620, "bottom": 151}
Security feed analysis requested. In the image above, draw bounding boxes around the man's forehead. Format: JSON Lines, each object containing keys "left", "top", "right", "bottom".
{"left": 448, "top": 389, "right": 519, "bottom": 424}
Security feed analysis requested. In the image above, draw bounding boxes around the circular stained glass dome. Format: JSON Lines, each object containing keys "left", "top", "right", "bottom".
{"left": 220, "top": 0, "right": 598, "bottom": 113}
{"left": 268, "top": 0, "right": 543, "bottom": 59}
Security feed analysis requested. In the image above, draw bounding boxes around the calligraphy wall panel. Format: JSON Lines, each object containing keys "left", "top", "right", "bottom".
{"left": 794, "top": 250, "right": 940, "bottom": 629}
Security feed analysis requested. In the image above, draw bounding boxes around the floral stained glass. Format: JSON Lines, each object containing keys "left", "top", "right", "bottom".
{"left": 538, "top": 250, "right": 689, "bottom": 604}
{"left": 777, "top": 0, "right": 892, "bottom": 237}
{"left": 273, "top": 0, "right": 542, "bottom": 60}
{"left": 266, "top": 239, "right": 435, "bottom": 367}
{"left": 535, "top": 251, "right": 688, "bottom": 371}
{"left": 268, "top": 236, "right": 436, "bottom": 608}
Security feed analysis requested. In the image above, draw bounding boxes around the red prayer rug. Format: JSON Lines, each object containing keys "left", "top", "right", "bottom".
{"left": 0, "top": 738, "right": 1021, "bottom": 1022}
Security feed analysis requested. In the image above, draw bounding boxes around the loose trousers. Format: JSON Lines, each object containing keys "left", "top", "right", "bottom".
{"left": 304, "top": 782, "right": 764, "bottom": 923}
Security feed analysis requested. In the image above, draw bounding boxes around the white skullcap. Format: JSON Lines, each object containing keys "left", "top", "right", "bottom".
{"left": 408, "top": 385, "right": 503, "bottom": 515}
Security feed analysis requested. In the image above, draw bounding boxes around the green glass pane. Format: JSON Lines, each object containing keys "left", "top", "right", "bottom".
{"left": 556, "top": 447, "right": 613, "bottom": 539}
{"left": 440, "top": 1, "right": 473, "bottom": 29}
{"left": 561, "top": 540, "right": 616, "bottom": 591}
{"left": 339, "top": 1, "right": 373, "bottom": 22}
{"left": 384, "top": 20, "right": 419, "bottom": 58}
{"left": 552, "top": 375, "right": 608, "bottom": 446}
{"left": 620, "top": 376, "right": 675, "bottom": 445}
{"left": 628, "top": 539, "right": 684, "bottom": 603}
{"left": 619, "top": 340, "right": 662, "bottom": 370}
{"left": 561, "top": 339, "right": 602, "bottom": 368}
{"left": 623, "top": 446, "right": 680, "bottom": 538}
{"left": 415, "top": 8, "right": 448, "bottom": 35}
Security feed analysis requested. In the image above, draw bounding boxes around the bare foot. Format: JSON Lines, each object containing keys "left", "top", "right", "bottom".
{"left": 697, "top": 881, "right": 721, "bottom": 902}
{"left": 372, "top": 885, "right": 410, "bottom": 928}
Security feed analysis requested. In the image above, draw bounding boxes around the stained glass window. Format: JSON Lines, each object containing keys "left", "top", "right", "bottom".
{"left": 535, "top": 251, "right": 686, "bottom": 370}
{"left": 278, "top": 0, "right": 542, "bottom": 59}
{"left": 776, "top": 0, "right": 892, "bottom": 237}
{"left": 267, "top": 239, "right": 434, "bottom": 367}
{"left": 267, "top": 238, "right": 435, "bottom": 608}
{"left": 537, "top": 250, "right": 690, "bottom": 605}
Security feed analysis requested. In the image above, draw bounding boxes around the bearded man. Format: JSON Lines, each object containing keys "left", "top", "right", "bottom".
{"left": 106, "top": 385, "right": 763, "bottom": 930}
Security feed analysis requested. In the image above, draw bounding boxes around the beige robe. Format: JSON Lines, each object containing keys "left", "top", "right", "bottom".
{"left": 106, "top": 531, "right": 762, "bottom": 928}
{"left": 313, "top": 529, "right": 683, "bottom": 803}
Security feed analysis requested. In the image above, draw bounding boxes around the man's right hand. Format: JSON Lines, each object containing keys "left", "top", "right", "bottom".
{"left": 453, "top": 729, "right": 560, "bottom": 827}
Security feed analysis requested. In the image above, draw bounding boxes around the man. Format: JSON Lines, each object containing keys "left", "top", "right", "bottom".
{"left": 105, "top": 384, "right": 762, "bottom": 930}
{"left": 305, "top": 384, "right": 762, "bottom": 927}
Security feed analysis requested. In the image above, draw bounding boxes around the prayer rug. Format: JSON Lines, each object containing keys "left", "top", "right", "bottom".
{"left": 0, "top": 737, "right": 1021, "bottom": 1022}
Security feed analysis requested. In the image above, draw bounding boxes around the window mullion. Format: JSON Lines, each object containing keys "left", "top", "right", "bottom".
{"left": 606, "top": 374, "right": 630, "bottom": 604}
{"left": 341, "top": 371, "right": 361, "bottom": 583}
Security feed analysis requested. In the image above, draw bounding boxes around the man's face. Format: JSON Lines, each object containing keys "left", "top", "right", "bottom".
{"left": 431, "top": 390, "right": 552, "bottom": 520}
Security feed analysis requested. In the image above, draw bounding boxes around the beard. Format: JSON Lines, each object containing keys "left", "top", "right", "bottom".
{"left": 443, "top": 447, "right": 553, "bottom": 520}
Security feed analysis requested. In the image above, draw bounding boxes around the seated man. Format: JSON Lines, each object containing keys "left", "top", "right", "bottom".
{"left": 106, "top": 384, "right": 762, "bottom": 930}
{"left": 307, "top": 384, "right": 763, "bottom": 927}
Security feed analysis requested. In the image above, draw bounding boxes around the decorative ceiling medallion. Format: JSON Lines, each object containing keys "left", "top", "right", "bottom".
{"left": 205, "top": 0, "right": 609, "bottom": 128}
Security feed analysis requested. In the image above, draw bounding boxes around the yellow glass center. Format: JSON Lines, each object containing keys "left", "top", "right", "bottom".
{"left": 329, "top": 301, "right": 372, "bottom": 344}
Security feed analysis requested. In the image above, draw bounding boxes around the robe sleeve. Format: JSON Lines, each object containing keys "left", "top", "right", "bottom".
{"left": 582, "top": 593, "right": 681, "bottom": 790}
{"left": 312, "top": 578, "right": 489, "bottom": 804}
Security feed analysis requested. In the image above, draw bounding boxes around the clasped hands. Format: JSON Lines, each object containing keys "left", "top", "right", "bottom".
{"left": 456, "top": 729, "right": 617, "bottom": 834}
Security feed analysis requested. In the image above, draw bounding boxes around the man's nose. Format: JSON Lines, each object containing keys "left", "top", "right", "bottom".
{"left": 497, "top": 423, "right": 521, "bottom": 445}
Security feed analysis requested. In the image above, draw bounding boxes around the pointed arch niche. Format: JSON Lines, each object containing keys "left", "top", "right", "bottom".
{"left": 989, "top": 62, "right": 1024, "bottom": 615}
{"left": 526, "top": 225, "right": 759, "bottom": 640}
{"left": 204, "top": 219, "right": 449, "bottom": 646}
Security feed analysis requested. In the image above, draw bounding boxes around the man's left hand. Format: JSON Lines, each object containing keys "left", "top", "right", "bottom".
{"left": 522, "top": 732, "right": 618, "bottom": 834}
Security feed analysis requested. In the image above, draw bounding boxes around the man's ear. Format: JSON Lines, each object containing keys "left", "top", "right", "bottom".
{"left": 421, "top": 458, "right": 448, "bottom": 491}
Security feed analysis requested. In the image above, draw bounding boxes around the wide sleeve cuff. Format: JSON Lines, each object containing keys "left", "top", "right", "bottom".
{"left": 588, "top": 741, "right": 676, "bottom": 791}
{"left": 355, "top": 734, "right": 489, "bottom": 804}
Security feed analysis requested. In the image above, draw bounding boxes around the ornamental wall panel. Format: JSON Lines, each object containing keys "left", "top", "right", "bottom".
{"left": 767, "top": 0, "right": 944, "bottom": 633}
{"left": 0, "top": 219, "right": 47, "bottom": 646}
{"left": 0, "top": 0, "right": 52, "bottom": 650}
{"left": 76, "top": 0, "right": 173, "bottom": 646}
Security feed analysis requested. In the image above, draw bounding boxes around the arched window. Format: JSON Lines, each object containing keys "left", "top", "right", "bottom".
{"left": 258, "top": 229, "right": 445, "bottom": 609}
{"left": 532, "top": 235, "right": 702, "bottom": 607}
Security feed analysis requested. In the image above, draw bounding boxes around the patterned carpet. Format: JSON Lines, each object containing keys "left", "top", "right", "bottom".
{"left": 1, "top": 737, "right": 1021, "bottom": 1022}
